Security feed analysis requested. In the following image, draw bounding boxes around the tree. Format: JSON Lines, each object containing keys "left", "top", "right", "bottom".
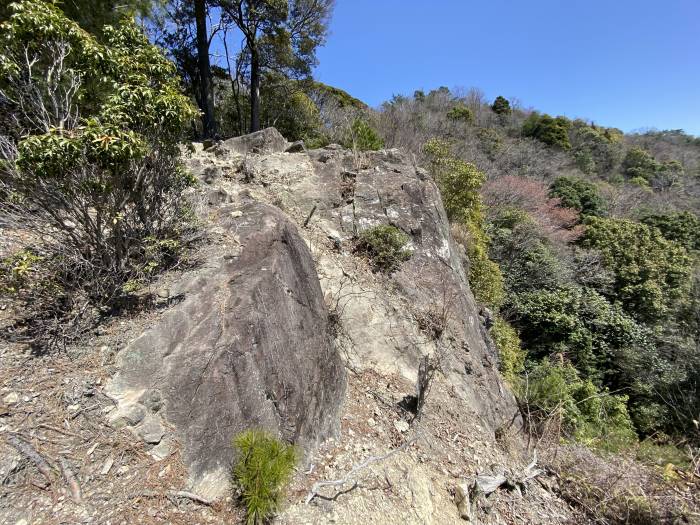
{"left": 446, "top": 104, "right": 474, "bottom": 124}
{"left": 579, "top": 217, "right": 693, "bottom": 322}
{"left": 491, "top": 95, "right": 511, "bottom": 115}
{"left": 522, "top": 112, "right": 572, "bottom": 150}
{"left": 194, "top": 0, "right": 217, "bottom": 138}
{"left": 55, "top": 0, "right": 155, "bottom": 34}
{"left": 218, "top": 0, "right": 334, "bottom": 133}
{"left": 641, "top": 211, "right": 700, "bottom": 252}
{"left": 549, "top": 176, "right": 607, "bottom": 217}
{"left": 622, "top": 146, "right": 659, "bottom": 181}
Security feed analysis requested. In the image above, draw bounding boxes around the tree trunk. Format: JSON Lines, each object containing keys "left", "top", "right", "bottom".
{"left": 249, "top": 46, "right": 261, "bottom": 133}
{"left": 194, "top": 0, "right": 216, "bottom": 139}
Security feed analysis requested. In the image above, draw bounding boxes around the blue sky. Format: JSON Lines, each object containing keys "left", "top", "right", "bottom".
{"left": 314, "top": 0, "right": 700, "bottom": 135}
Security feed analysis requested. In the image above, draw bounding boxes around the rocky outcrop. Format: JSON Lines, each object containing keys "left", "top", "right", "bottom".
{"left": 106, "top": 199, "right": 346, "bottom": 498}
{"left": 219, "top": 145, "right": 517, "bottom": 430}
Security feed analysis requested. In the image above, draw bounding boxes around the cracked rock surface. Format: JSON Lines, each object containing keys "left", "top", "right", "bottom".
{"left": 106, "top": 198, "right": 346, "bottom": 499}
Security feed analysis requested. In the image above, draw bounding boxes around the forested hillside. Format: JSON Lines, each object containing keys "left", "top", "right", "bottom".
{"left": 0, "top": 1, "right": 698, "bottom": 524}
{"left": 375, "top": 87, "right": 700, "bottom": 448}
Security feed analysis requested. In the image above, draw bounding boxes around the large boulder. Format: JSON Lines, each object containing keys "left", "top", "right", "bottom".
{"left": 213, "top": 127, "right": 289, "bottom": 156}
{"left": 106, "top": 200, "right": 346, "bottom": 498}
{"left": 227, "top": 145, "right": 518, "bottom": 430}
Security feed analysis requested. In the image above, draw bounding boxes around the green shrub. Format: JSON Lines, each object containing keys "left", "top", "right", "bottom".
{"left": 357, "top": 225, "right": 412, "bottom": 273}
{"left": 424, "top": 139, "right": 503, "bottom": 307}
{"left": 345, "top": 118, "right": 384, "bottom": 151}
{"left": 521, "top": 113, "right": 572, "bottom": 149}
{"left": 641, "top": 211, "right": 700, "bottom": 252}
{"left": 446, "top": 104, "right": 474, "bottom": 124}
{"left": 549, "top": 176, "right": 607, "bottom": 217}
{"left": 491, "top": 316, "right": 525, "bottom": 385}
{"left": 0, "top": 1, "right": 196, "bottom": 345}
{"left": 520, "top": 359, "right": 636, "bottom": 450}
{"left": 508, "top": 285, "right": 646, "bottom": 381}
{"left": 423, "top": 138, "right": 485, "bottom": 225}
{"left": 232, "top": 429, "right": 299, "bottom": 525}
{"left": 580, "top": 217, "right": 693, "bottom": 322}
{"left": 622, "top": 147, "right": 659, "bottom": 181}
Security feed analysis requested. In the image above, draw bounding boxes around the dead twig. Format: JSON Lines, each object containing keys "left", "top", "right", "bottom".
{"left": 6, "top": 433, "right": 54, "bottom": 486}
{"left": 135, "top": 489, "right": 214, "bottom": 506}
{"left": 59, "top": 457, "right": 83, "bottom": 504}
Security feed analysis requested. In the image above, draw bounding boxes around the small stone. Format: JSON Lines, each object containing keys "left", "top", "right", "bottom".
{"left": 109, "top": 404, "right": 146, "bottom": 428}
{"left": 150, "top": 439, "right": 172, "bottom": 461}
{"left": 455, "top": 482, "right": 472, "bottom": 520}
{"left": 136, "top": 415, "right": 165, "bottom": 444}
{"left": 117, "top": 465, "right": 129, "bottom": 475}
{"left": 393, "top": 419, "right": 409, "bottom": 433}
{"left": 367, "top": 418, "right": 376, "bottom": 427}
{"left": 2, "top": 392, "right": 19, "bottom": 405}
{"left": 230, "top": 210, "right": 243, "bottom": 218}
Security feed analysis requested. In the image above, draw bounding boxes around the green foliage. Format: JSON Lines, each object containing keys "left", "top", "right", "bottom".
{"left": 549, "top": 176, "right": 607, "bottom": 217}
{"left": 622, "top": 147, "right": 659, "bottom": 181}
{"left": 446, "top": 104, "right": 474, "bottom": 124}
{"left": 232, "top": 429, "right": 299, "bottom": 525}
{"left": 521, "top": 359, "right": 636, "bottom": 450}
{"left": 345, "top": 118, "right": 384, "bottom": 151}
{"left": 580, "top": 217, "right": 693, "bottom": 322}
{"left": 569, "top": 121, "right": 624, "bottom": 175}
{"left": 262, "top": 83, "right": 322, "bottom": 142}
{"left": 509, "top": 286, "right": 646, "bottom": 381}
{"left": 488, "top": 210, "right": 572, "bottom": 293}
{"left": 423, "top": 138, "right": 485, "bottom": 225}
{"left": 641, "top": 211, "right": 700, "bottom": 252}
{"left": 476, "top": 127, "right": 503, "bottom": 159}
{"left": 0, "top": 250, "right": 43, "bottom": 295}
{"left": 357, "top": 225, "right": 412, "bottom": 273}
{"left": 491, "top": 317, "right": 525, "bottom": 385}
{"left": 522, "top": 113, "right": 572, "bottom": 150}
{"left": 0, "top": 1, "right": 196, "bottom": 344}
{"left": 491, "top": 95, "right": 511, "bottom": 115}
{"left": 424, "top": 138, "right": 504, "bottom": 307}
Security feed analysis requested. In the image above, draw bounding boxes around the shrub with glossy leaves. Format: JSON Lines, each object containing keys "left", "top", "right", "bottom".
{"left": 232, "top": 429, "right": 299, "bottom": 525}
{"left": 425, "top": 139, "right": 504, "bottom": 307}
{"left": 0, "top": 0, "right": 196, "bottom": 346}
{"left": 446, "top": 104, "right": 474, "bottom": 124}
{"left": 520, "top": 358, "right": 636, "bottom": 450}
{"left": 641, "top": 211, "right": 700, "bottom": 252}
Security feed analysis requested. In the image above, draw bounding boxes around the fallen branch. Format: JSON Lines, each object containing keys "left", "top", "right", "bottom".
{"left": 135, "top": 489, "right": 214, "bottom": 506}
{"left": 59, "top": 457, "right": 83, "bottom": 504}
{"left": 6, "top": 434, "right": 54, "bottom": 485}
{"left": 306, "top": 436, "right": 419, "bottom": 504}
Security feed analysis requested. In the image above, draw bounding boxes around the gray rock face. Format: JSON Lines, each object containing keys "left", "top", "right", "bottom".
{"left": 107, "top": 200, "right": 346, "bottom": 498}
{"left": 214, "top": 127, "right": 289, "bottom": 156}
{"left": 251, "top": 145, "right": 517, "bottom": 430}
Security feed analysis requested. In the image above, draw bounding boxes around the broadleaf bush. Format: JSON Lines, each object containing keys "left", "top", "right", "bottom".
{"left": 0, "top": 0, "right": 197, "bottom": 348}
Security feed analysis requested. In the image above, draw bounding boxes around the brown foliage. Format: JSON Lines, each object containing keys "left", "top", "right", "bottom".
{"left": 482, "top": 175, "right": 583, "bottom": 244}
